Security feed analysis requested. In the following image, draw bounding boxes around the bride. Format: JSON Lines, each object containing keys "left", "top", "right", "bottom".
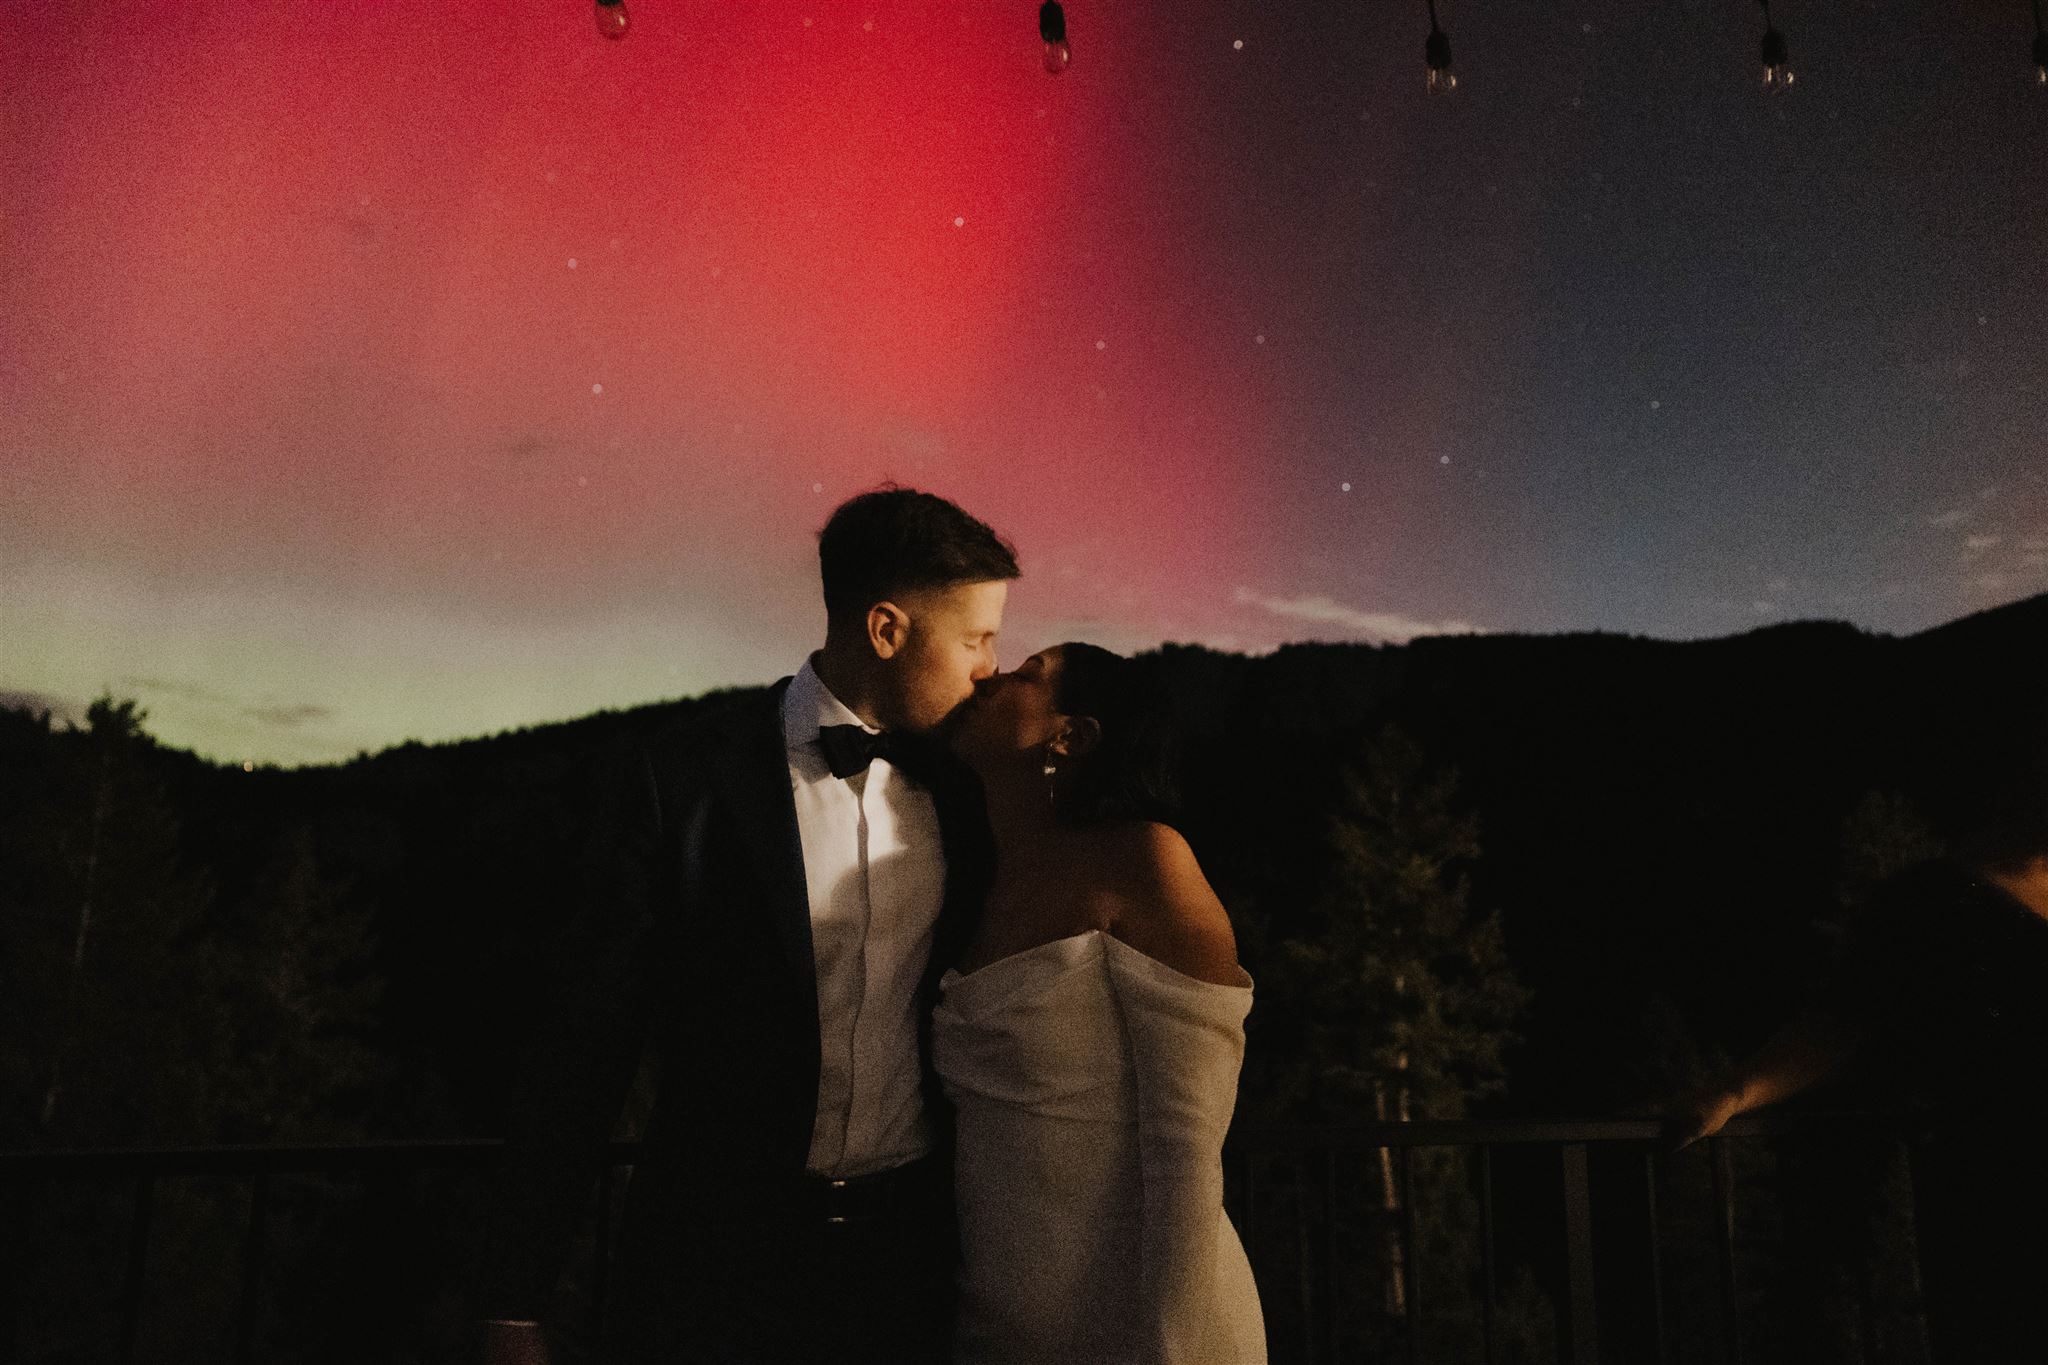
{"left": 936, "top": 643, "right": 1267, "bottom": 1364}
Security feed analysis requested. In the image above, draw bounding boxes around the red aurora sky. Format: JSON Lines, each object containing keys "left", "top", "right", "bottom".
{"left": 6, "top": 0, "right": 2045, "bottom": 762}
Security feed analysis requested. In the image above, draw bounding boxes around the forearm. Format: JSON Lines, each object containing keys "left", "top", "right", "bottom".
{"left": 1727, "top": 1004, "right": 1862, "bottom": 1113}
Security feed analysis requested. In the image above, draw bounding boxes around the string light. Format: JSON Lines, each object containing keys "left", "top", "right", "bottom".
{"left": 554, "top": 3, "right": 2048, "bottom": 95}
{"left": 1040, "top": 2, "right": 1070, "bottom": 75}
{"left": 1759, "top": 0, "right": 1794, "bottom": 90}
{"left": 1424, "top": 0, "right": 1456, "bottom": 93}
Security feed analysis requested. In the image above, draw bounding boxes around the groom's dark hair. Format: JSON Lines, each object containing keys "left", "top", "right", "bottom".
{"left": 818, "top": 485, "right": 1020, "bottom": 627}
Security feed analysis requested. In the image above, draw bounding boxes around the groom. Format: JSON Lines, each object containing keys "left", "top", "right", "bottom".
{"left": 478, "top": 486, "right": 1016, "bottom": 1363}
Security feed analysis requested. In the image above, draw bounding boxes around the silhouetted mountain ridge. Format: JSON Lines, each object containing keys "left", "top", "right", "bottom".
{"left": 8, "top": 593, "right": 2039, "bottom": 1134}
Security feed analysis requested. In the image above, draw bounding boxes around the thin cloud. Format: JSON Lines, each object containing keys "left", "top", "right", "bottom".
{"left": 1233, "top": 587, "right": 1480, "bottom": 644}
{"left": 243, "top": 703, "right": 335, "bottom": 729}
{"left": 121, "top": 676, "right": 236, "bottom": 706}
{"left": 489, "top": 433, "right": 564, "bottom": 464}
{"left": 121, "top": 677, "right": 335, "bottom": 732}
{"left": 1927, "top": 508, "right": 1971, "bottom": 529}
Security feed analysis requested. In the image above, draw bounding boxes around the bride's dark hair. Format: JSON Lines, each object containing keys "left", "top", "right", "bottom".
{"left": 1050, "top": 644, "right": 1184, "bottom": 829}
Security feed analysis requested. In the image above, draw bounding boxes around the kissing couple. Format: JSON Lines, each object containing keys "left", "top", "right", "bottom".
{"left": 478, "top": 486, "right": 1267, "bottom": 1363}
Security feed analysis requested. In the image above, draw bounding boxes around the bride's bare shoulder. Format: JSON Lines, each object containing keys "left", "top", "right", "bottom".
{"left": 1091, "top": 821, "right": 1242, "bottom": 986}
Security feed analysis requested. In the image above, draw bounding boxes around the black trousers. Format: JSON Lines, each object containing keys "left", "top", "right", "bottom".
{"left": 599, "top": 1159, "right": 958, "bottom": 1365}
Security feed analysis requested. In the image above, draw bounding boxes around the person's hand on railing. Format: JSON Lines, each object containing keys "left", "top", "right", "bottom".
{"left": 1659, "top": 1084, "right": 1747, "bottom": 1153}
{"left": 480, "top": 1319, "right": 551, "bottom": 1365}
{"left": 1659, "top": 1004, "right": 1863, "bottom": 1153}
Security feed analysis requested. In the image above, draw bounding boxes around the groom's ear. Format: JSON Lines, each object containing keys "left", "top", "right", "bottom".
{"left": 866, "top": 601, "right": 911, "bottom": 659}
{"left": 1061, "top": 715, "right": 1102, "bottom": 758}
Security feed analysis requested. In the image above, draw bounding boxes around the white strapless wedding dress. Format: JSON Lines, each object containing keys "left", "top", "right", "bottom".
{"left": 933, "top": 929, "right": 1267, "bottom": 1364}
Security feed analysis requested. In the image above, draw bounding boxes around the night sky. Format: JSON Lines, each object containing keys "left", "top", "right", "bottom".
{"left": 5, "top": 0, "right": 2045, "bottom": 765}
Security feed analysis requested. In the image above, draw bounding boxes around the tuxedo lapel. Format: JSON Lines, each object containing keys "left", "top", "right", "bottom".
{"left": 702, "top": 676, "right": 816, "bottom": 992}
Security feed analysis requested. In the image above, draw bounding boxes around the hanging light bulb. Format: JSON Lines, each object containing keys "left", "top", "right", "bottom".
{"left": 595, "top": 0, "right": 629, "bottom": 40}
{"left": 1424, "top": 0, "right": 1456, "bottom": 93}
{"left": 1040, "top": 2, "right": 1070, "bottom": 75}
{"left": 2034, "top": 0, "right": 2047, "bottom": 84}
{"left": 1759, "top": 0, "right": 1793, "bottom": 90}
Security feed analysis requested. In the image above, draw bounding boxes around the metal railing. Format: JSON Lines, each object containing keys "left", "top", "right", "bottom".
{"left": 1, "top": 1111, "right": 1921, "bottom": 1365}
{"left": 1221, "top": 1116, "right": 1844, "bottom": 1365}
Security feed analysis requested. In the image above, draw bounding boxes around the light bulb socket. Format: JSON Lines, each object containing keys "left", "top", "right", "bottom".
{"left": 1425, "top": 26, "right": 1453, "bottom": 71}
{"left": 1760, "top": 26, "right": 1788, "bottom": 67}
{"left": 2034, "top": 30, "right": 2048, "bottom": 68}
{"left": 1040, "top": 1, "right": 1066, "bottom": 45}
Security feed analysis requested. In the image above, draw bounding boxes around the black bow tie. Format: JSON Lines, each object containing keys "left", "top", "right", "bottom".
{"left": 816, "top": 724, "right": 947, "bottom": 784}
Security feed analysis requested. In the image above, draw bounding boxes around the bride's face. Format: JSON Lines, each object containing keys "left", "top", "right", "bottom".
{"left": 947, "top": 647, "right": 1065, "bottom": 765}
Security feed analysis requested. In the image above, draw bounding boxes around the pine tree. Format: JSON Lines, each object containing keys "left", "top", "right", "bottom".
{"left": 1253, "top": 725, "right": 1525, "bottom": 1123}
{"left": 214, "top": 823, "right": 388, "bottom": 1143}
{"left": 0, "top": 697, "right": 222, "bottom": 1145}
{"left": 1243, "top": 724, "right": 1531, "bottom": 1359}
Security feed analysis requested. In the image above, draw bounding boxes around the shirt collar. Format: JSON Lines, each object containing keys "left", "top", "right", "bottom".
{"left": 782, "top": 652, "right": 877, "bottom": 753}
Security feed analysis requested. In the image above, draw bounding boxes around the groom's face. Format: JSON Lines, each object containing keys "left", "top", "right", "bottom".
{"left": 888, "top": 579, "right": 1007, "bottom": 734}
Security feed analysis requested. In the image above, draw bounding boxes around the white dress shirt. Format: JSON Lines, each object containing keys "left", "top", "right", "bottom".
{"left": 783, "top": 653, "right": 949, "bottom": 1177}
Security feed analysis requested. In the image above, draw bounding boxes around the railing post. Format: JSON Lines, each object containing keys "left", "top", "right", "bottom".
{"left": 1898, "top": 1128, "right": 1936, "bottom": 1364}
{"left": 234, "top": 1173, "right": 269, "bottom": 1365}
{"left": 119, "top": 1172, "right": 156, "bottom": 1364}
{"left": 1, "top": 1177, "right": 24, "bottom": 1364}
{"left": 1644, "top": 1148, "right": 1668, "bottom": 1365}
{"left": 1709, "top": 1137, "right": 1743, "bottom": 1365}
{"left": 1324, "top": 1149, "right": 1339, "bottom": 1365}
{"left": 591, "top": 1159, "right": 617, "bottom": 1363}
{"left": 1400, "top": 1145, "right": 1421, "bottom": 1365}
{"left": 1285, "top": 1153, "right": 1312, "bottom": 1365}
{"left": 1561, "top": 1142, "right": 1599, "bottom": 1365}
{"left": 1480, "top": 1144, "right": 1498, "bottom": 1365}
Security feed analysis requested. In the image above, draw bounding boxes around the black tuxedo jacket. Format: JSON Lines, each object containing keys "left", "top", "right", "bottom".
{"left": 477, "top": 676, "right": 992, "bottom": 1338}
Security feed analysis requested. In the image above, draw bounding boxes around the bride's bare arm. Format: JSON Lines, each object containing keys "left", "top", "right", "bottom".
{"left": 1099, "top": 825, "right": 1257, "bottom": 1360}
{"left": 1103, "top": 821, "right": 1244, "bottom": 986}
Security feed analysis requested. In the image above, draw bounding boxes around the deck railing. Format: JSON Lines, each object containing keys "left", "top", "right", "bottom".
{"left": 2, "top": 1110, "right": 1924, "bottom": 1364}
